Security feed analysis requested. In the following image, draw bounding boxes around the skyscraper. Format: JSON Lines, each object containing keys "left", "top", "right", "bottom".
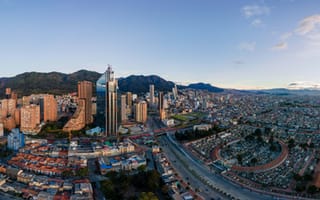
{"left": 78, "top": 81, "right": 93, "bottom": 125}
{"left": 135, "top": 101, "right": 147, "bottom": 123}
{"left": 121, "top": 95, "right": 127, "bottom": 123}
{"left": 96, "top": 72, "right": 107, "bottom": 127}
{"left": 105, "top": 65, "right": 118, "bottom": 137}
{"left": 158, "top": 92, "right": 165, "bottom": 120}
{"left": 149, "top": 84, "right": 154, "bottom": 105}
{"left": 172, "top": 84, "right": 178, "bottom": 100}
{"left": 43, "top": 95, "right": 58, "bottom": 122}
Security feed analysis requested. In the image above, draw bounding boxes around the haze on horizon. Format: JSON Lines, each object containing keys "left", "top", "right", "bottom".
{"left": 0, "top": 0, "right": 320, "bottom": 89}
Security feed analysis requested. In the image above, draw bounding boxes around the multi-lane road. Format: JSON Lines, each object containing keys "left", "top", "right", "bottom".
{"left": 159, "top": 133, "right": 276, "bottom": 200}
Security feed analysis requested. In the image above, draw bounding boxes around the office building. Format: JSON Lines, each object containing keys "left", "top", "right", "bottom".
{"left": 78, "top": 81, "right": 93, "bottom": 125}
{"left": 7, "top": 128, "right": 25, "bottom": 151}
{"left": 135, "top": 101, "right": 147, "bottom": 123}
{"left": 105, "top": 65, "right": 118, "bottom": 137}
{"left": 20, "top": 104, "right": 40, "bottom": 132}
{"left": 96, "top": 72, "right": 106, "bottom": 127}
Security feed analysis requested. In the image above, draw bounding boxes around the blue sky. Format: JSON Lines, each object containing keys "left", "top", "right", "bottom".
{"left": 0, "top": 0, "right": 320, "bottom": 89}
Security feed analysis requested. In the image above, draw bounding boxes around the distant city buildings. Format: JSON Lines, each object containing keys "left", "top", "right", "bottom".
{"left": 7, "top": 128, "right": 25, "bottom": 151}
{"left": 105, "top": 66, "right": 118, "bottom": 137}
{"left": 78, "top": 81, "right": 93, "bottom": 124}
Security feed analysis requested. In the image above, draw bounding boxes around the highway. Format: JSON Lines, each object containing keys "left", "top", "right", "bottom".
{"left": 161, "top": 133, "right": 275, "bottom": 200}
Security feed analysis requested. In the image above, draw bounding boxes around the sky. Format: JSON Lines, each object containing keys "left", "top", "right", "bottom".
{"left": 0, "top": 0, "right": 320, "bottom": 89}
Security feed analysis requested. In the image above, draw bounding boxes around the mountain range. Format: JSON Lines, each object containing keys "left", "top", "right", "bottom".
{"left": 0, "top": 70, "right": 224, "bottom": 97}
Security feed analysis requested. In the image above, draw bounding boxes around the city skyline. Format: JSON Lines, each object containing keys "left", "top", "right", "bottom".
{"left": 0, "top": 0, "right": 320, "bottom": 89}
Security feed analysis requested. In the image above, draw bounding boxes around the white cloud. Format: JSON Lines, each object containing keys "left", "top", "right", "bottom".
{"left": 241, "top": 5, "right": 270, "bottom": 18}
{"left": 239, "top": 42, "right": 256, "bottom": 52}
{"left": 295, "top": 15, "right": 320, "bottom": 35}
{"left": 280, "top": 32, "right": 292, "bottom": 40}
{"left": 272, "top": 42, "right": 287, "bottom": 50}
{"left": 288, "top": 81, "right": 320, "bottom": 90}
{"left": 251, "top": 19, "right": 263, "bottom": 27}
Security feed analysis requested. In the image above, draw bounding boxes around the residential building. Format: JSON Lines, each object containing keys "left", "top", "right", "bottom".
{"left": 0, "top": 123, "right": 3, "bottom": 137}
{"left": 78, "top": 81, "right": 93, "bottom": 124}
{"left": 135, "top": 101, "right": 147, "bottom": 123}
{"left": 20, "top": 104, "right": 40, "bottom": 132}
{"left": 42, "top": 95, "right": 58, "bottom": 122}
{"left": 121, "top": 95, "right": 127, "bottom": 123}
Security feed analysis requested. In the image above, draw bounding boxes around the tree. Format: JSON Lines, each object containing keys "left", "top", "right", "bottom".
{"left": 76, "top": 167, "right": 89, "bottom": 177}
{"left": 251, "top": 158, "right": 258, "bottom": 165}
{"left": 146, "top": 170, "right": 160, "bottom": 191}
{"left": 137, "top": 165, "right": 147, "bottom": 172}
{"left": 237, "top": 154, "right": 243, "bottom": 165}
{"left": 288, "top": 138, "right": 295, "bottom": 149}
{"left": 307, "top": 185, "right": 318, "bottom": 194}
{"left": 138, "top": 192, "right": 158, "bottom": 200}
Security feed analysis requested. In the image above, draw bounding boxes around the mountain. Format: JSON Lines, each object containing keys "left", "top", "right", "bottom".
{"left": 0, "top": 70, "right": 102, "bottom": 98}
{"left": 118, "top": 75, "right": 175, "bottom": 94}
{"left": 185, "top": 82, "right": 224, "bottom": 93}
{"left": 0, "top": 70, "right": 225, "bottom": 97}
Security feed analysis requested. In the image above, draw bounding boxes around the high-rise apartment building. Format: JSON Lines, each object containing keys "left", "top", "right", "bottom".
{"left": 135, "top": 101, "right": 147, "bottom": 123}
{"left": 20, "top": 104, "right": 40, "bottom": 132}
{"left": 121, "top": 95, "right": 127, "bottom": 123}
{"left": 78, "top": 81, "right": 93, "bottom": 125}
{"left": 43, "top": 95, "right": 58, "bottom": 122}
{"left": 158, "top": 92, "right": 165, "bottom": 120}
{"left": 0, "top": 123, "right": 3, "bottom": 137}
{"left": 149, "top": 84, "right": 154, "bottom": 105}
{"left": 105, "top": 65, "right": 118, "bottom": 137}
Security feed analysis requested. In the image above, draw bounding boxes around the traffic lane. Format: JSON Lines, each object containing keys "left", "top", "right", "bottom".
{"left": 163, "top": 134, "right": 272, "bottom": 200}
{"left": 159, "top": 136, "right": 226, "bottom": 200}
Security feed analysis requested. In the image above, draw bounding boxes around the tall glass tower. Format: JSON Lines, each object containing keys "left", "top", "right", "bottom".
{"left": 105, "top": 65, "right": 118, "bottom": 137}
{"left": 96, "top": 72, "right": 106, "bottom": 128}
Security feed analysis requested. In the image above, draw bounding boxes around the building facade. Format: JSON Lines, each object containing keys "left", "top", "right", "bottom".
{"left": 20, "top": 104, "right": 40, "bottom": 132}
{"left": 43, "top": 95, "right": 58, "bottom": 122}
{"left": 105, "top": 66, "right": 118, "bottom": 137}
{"left": 7, "top": 128, "right": 25, "bottom": 151}
{"left": 135, "top": 101, "right": 147, "bottom": 123}
{"left": 78, "top": 81, "right": 93, "bottom": 125}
